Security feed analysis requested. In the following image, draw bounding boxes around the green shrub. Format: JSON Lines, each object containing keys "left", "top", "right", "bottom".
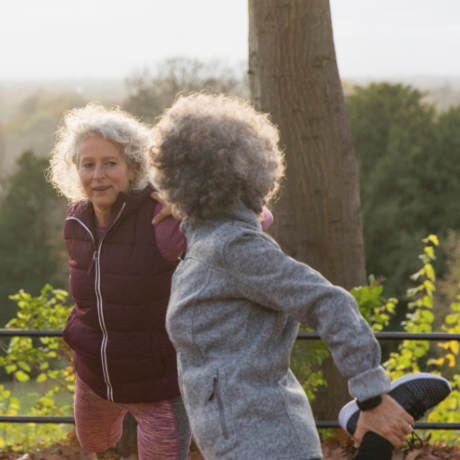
{"left": 0, "top": 285, "right": 74, "bottom": 451}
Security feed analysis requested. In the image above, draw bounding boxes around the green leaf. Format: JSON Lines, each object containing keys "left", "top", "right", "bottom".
{"left": 18, "top": 362, "right": 31, "bottom": 373}
{"left": 15, "top": 370, "right": 30, "bottom": 382}
{"left": 36, "top": 373, "right": 47, "bottom": 383}
{"left": 38, "top": 397, "right": 54, "bottom": 407}
{"left": 445, "top": 314, "right": 458, "bottom": 324}
{"left": 5, "top": 364, "right": 17, "bottom": 374}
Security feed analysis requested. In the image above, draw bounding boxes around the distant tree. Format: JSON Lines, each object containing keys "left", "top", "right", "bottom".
{"left": 0, "top": 151, "right": 68, "bottom": 327}
{"left": 124, "top": 57, "right": 249, "bottom": 124}
{"left": 3, "top": 92, "right": 88, "bottom": 170}
{"left": 347, "top": 83, "right": 460, "bottom": 297}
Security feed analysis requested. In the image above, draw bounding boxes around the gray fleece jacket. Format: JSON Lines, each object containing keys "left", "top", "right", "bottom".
{"left": 166, "top": 204, "right": 391, "bottom": 460}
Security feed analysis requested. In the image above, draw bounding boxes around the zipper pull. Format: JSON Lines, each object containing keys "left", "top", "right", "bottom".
{"left": 87, "top": 251, "right": 97, "bottom": 276}
{"left": 209, "top": 371, "right": 218, "bottom": 401}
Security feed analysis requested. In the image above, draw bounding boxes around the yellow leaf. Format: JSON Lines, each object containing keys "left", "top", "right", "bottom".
{"left": 428, "top": 234, "right": 439, "bottom": 246}
{"left": 446, "top": 354, "right": 456, "bottom": 367}
{"left": 423, "top": 280, "right": 436, "bottom": 294}
{"left": 425, "top": 264, "right": 435, "bottom": 282}
{"left": 450, "top": 341, "right": 459, "bottom": 356}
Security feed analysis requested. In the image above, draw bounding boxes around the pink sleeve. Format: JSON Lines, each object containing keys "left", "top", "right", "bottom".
{"left": 260, "top": 206, "right": 273, "bottom": 231}
{"left": 153, "top": 204, "right": 186, "bottom": 262}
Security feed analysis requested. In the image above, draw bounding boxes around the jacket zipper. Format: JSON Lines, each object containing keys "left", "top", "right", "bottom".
{"left": 66, "top": 202, "right": 126, "bottom": 402}
{"left": 210, "top": 370, "right": 230, "bottom": 440}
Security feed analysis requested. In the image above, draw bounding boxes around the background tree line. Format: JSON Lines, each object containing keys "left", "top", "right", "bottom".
{"left": 1, "top": 58, "right": 460, "bottom": 353}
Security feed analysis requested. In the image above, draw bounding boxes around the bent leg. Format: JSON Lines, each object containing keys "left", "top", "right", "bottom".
{"left": 130, "top": 396, "right": 191, "bottom": 460}
{"left": 74, "top": 377, "right": 127, "bottom": 453}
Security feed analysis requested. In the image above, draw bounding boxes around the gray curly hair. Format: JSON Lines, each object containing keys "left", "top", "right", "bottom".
{"left": 49, "top": 103, "right": 150, "bottom": 203}
{"left": 150, "top": 93, "right": 285, "bottom": 222}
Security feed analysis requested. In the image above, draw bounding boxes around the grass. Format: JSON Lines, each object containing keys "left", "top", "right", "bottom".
{"left": 0, "top": 380, "right": 73, "bottom": 414}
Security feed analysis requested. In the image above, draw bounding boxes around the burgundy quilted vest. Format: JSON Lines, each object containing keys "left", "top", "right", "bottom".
{"left": 63, "top": 184, "right": 181, "bottom": 403}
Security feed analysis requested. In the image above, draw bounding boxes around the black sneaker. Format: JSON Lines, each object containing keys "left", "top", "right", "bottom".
{"left": 339, "top": 373, "right": 452, "bottom": 437}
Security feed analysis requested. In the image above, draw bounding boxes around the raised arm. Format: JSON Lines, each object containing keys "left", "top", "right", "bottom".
{"left": 223, "top": 230, "right": 390, "bottom": 400}
{"left": 222, "top": 230, "right": 418, "bottom": 447}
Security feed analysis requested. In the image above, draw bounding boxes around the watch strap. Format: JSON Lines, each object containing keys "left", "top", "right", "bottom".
{"left": 356, "top": 394, "right": 382, "bottom": 411}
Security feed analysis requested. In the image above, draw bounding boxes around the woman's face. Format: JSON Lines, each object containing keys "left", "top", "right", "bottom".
{"left": 78, "top": 136, "right": 135, "bottom": 211}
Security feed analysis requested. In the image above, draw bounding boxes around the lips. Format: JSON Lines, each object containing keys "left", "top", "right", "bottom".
{"left": 93, "top": 186, "right": 110, "bottom": 192}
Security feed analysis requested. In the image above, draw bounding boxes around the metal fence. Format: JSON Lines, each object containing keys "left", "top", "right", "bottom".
{"left": 1, "top": 329, "right": 460, "bottom": 430}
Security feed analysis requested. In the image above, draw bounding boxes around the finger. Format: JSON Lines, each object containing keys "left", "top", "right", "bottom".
{"left": 152, "top": 209, "right": 169, "bottom": 225}
{"left": 353, "top": 429, "right": 364, "bottom": 448}
{"left": 150, "top": 191, "right": 166, "bottom": 205}
{"left": 399, "top": 420, "right": 413, "bottom": 437}
{"left": 386, "top": 432, "right": 404, "bottom": 448}
{"left": 395, "top": 427, "right": 409, "bottom": 445}
{"left": 403, "top": 422, "right": 413, "bottom": 434}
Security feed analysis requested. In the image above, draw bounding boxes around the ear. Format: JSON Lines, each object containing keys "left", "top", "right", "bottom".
{"left": 128, "top": 163, "right": 138, "bottom": 182}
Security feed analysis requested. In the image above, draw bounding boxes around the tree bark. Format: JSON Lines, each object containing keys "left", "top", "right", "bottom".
{"left": 248, "top": 0, "right": 367, "bottom": 419}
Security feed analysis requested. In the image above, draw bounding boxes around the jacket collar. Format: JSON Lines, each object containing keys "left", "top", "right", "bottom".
{"left": 180, "top": 201, "right": 262, "bottom": 243}
{"left": 67, "top": 184, "right": 155, "bottom": 232}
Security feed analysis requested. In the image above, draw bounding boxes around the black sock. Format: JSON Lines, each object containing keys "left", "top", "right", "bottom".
{"left": 354, "top": 431, "right": 394, "bottom": 460}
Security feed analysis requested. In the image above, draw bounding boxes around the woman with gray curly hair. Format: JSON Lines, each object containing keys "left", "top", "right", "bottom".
{"left": 49, "top": 103, "right": 191, "bottom": 460}
{"left": 150, "top": 94, "right": 415, "bottom": 460}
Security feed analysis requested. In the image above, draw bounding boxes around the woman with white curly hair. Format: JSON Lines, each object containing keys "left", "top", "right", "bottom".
{"left": 49, "top": 103, "right": 192, "bottom": 460}
{"left": 150, "top": 94, "right": 419, "bottom": 460}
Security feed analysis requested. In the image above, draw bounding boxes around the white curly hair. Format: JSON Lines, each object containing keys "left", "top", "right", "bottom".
{"left": 49, "top": 103, "right": 151, "bottom": 204}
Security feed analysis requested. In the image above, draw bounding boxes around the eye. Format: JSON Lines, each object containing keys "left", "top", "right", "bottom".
{"left": 108, "top": 161, "right": 117, "bottom": 166}
{"left": 82, "top": 163, "right": 93, "bottom": 169}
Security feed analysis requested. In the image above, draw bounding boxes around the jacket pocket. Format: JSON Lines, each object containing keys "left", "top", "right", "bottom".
{"left": 210, "top": 370, "right": 231, "bottom": 440}
{"left": 185, "top": 368, "right": 237, "bottom": 456}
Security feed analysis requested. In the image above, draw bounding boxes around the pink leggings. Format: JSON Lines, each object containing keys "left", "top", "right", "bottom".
{"left": 74, "top": 378, "right": 190, "bottom": 460}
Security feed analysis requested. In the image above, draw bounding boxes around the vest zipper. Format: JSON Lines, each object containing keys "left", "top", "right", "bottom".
{"left": 87, "top": 251, "right": 97, "bottom": 276}
{"left": 66, "top": 202, "right": 126, "bottom": 402}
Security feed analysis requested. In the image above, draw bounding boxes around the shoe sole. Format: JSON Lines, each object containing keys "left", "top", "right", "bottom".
{"left": 338, "top": 372, "right": 452, "bottom": 436}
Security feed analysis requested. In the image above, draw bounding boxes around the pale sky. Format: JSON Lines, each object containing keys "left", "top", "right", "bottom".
{"left": 1, "top": 0, "right": 459, "bottom": 80}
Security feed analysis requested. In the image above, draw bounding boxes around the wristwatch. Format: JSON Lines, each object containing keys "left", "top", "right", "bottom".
{"left": 356, "top": 394, "right": 382, "bottom": 411}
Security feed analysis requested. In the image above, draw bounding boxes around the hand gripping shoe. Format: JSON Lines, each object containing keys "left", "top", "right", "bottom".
{"left": 339, "top": 373, "right": 452, "bottom": 438}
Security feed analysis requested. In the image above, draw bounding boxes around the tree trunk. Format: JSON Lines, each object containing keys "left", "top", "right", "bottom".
{"left": 248, "top": 0, "right": 367, "bottom": 419}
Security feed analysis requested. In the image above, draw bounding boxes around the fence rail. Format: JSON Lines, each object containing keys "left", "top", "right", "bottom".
{"left": 1, "top": 329, "right": 460, "bottom": 430}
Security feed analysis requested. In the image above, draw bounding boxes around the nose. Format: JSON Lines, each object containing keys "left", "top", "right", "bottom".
{"left": 93, "top": 163, "right": 105, "bottom": 180}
